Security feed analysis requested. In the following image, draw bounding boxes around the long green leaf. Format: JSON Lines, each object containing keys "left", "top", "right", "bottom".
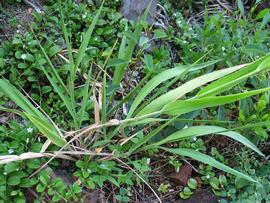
{"left": 57, "top": 0, "right": 76, "bottom": 115}
{"left": 57, "top": 0, "right": 74, "bottom": 70}
{"left": 196, "top": 54, "right": 270, "bottom": 98}
{"left": 0, "top": 79, "right": 67, "bottom": 147}
{"left": 128, "top": 117, "right": 177, "bottom": 154}
{"left": 127, "top": 60, "right": 221, "bottom": 118}
{"left": 162, "top": 87, "right": 270, "bottom": 115}
{"left": 74, "top": 0, "right": 104, "bottom": 73}
{"left": 136, "top": 64, "right": 243, "bottom": 116}
{"left": 132, "top": 52, "right": 217, "bottom": 115}
{"left": 152, "top": 126, "right": 263, "bottom": 156}
{"left": 112, "top": 0, "right": 152, "bottom": 86}
{"left": 24, "top": 113, "right": 67, "bottom": 147}
{"left": 161, "top": 147, "right": 256, "bottom": 182}
{"left": 0, "top": 79, "right": 44, "bottom": 118}
{"left": 118, "top": 22, "right": 128, "bottom": 58}
{"left": 78, "top": 68, "right": 92, "bottom": 127}
{"left": 31, "top": 26, "right": 78, "bottom": 127}
{"left": 0, "top": 106, "right": 22, "bottom": 116}
{"left": 31, "top": 27, "right": 69, "bottom": 97}
{"left": 42, "top": 67, "right": 78, "bottom": 127}
{"left": 102, "top": 69, "right": 107, "bottom": 136}
{"left": 108, "top": 71, "right": 152, "bottom": 116}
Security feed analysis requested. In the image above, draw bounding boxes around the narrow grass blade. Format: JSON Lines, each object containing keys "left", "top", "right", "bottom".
{"left": 57, "top": 0, "right": 74, "bottom": 68}
{"left": 128, "top": 117, "right": 177, "bottom": 154}
{"left": 0, "top": 79, "right": 67, "bottom": 147}
{"left": 30, "top": 26, "right": 78, "bottom": 126}
{"left": 57, "top": 0, "right": 76, "bottom": 112}
{"left": 127, "top": 65, "right": 186, "bottom": 118}
{"left": 74, "top": 0, "right": 104, "bottom": 74}
{"left": 0, "top": 106, "right": 22, "bottom": 116}
{"left": 102, "top": 69, "right": 107, "bottom": 136}
{"left": 197, "top": 54, "right": 270, "bottom": 98}
{"left": 0, "top": 79, "right": 45, "bottom": 118}
{"left": 136, "top": 64, "right": 243, "bottom": 116}
{"left": 118, "top": 22, "right": 128, "bottom": 58}
{"left": 108, "top": 71, "right": 152, "bottom": 116}
{"left": 152, "top": 126, "right": 263, "bottom": 156}
{"left": 128, "top": 60, "right": 221, "bottom": 118}
{"left": 161, "top": 147, "right": 256, "bottom": 182}
{"left": 31, "top": 27, "right": 69, "bottom": 96}
{"left": 78, "top": 67, "right": 92, "bottom": 127}
{"left": 162, "top": 87, "right": 270, "bottom": 116}
{"left": 24, "top": 113, "right": 68, "bottom": 147}
{"left": 42, "top": 67, "right": 78, "bottom": 127}
{"left": 112, "top": 0, "right": 152, "bottom": 86}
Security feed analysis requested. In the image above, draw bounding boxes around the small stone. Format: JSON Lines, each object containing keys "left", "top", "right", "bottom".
{"left": 175, "top": 189, "right": 219, "bottom": 203}
{"left": 121, "top": 0, "right": 158, "bottom": 24}
{"left": 169, "top": 164, "right": 193, "bottom": 186}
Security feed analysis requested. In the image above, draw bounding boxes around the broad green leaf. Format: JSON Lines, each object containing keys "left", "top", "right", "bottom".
{"left": 256, "top": 8, "right": 269, "bottom": 20}
{"left": 107, "top": 58, "right": 129, "bottom": 67}
{"left": 210, "top": 177, "right": 220, "bottom": 189}
{"left": 152, "top": 126, "right": 263, "bottom": 156}
{"left": 188, "top": 178, "right": 197, "bottom": 189}
{"left": 139, "top": 36, "right": 149, "bottom": 48}
{"left": 161, "top": 147, "right": 256, "bottom": 182}
{"left": 24, "top": 113, "right": 67, "bottom": 147}
{"left": 153, "top": 29, "right": 167, "bottom": 39}
{"left": 162, "top": 87, "right": 270, "bottom": 116}
{"left": 7, "top": 176, "right": 21, "bottom": 186}
{"left": 144, "top": 54, "right": 153, "bottom": 70}
{"left": 122, "top": 31, "right": 137, "bottom": 43}
{"left": 48, "top": 45, "right": 62, "bottom": 57}
{"left": 21, "top": 54, "right": 34, "bottom": 62}
{"left": 136, "top": 64, "right": 243, "bottom": 116}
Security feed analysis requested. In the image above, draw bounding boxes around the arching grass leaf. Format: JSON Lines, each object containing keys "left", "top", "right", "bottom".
{"left": 162, "top": 87, "right": 270, "bottom": 116}
{"left": 161, "top": 147, "right": 256, "bottom": 182}
{"left": 152, "top": 125, "right": 263, "bottom": 156}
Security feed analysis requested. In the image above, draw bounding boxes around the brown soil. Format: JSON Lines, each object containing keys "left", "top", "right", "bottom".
{"left": 0, "top": 1, "right": 34, "bottom": 44}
